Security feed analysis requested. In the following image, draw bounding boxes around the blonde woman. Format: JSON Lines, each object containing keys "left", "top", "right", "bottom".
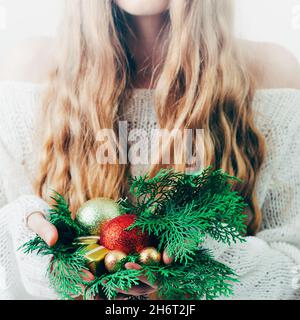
{"left": 0, "top": 0, "right": 300, "bottom": 300}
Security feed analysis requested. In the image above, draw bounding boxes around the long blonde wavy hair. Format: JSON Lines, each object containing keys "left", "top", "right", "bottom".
{"left": 35, "top": 0, "right": 266, "bottom": 235}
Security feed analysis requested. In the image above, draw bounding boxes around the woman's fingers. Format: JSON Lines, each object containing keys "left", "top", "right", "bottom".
{"left": 125, "top": 262, "right": 158, "bottom": 289}
{"left": 122, "top": 250, "right": 174, "bottom": 297}
{"left": 125, "top": 262, "right": 142, "bottom": 270}
{"left": 108, "top": 262, "right": 157, "bottom": 296}
{"left": 162, "top": 249, "right": 174, "bottom": 265}
{"left": 27, "top": 212, "right": 59, "bottom": 247}
{"left": 80, "top": 269, "right": 95, "bottom": 282}
{"left": 116, "top": 286, "right": 156, "bottom": 296}
{"left": 102, "top": 279, "right": 153, "bottom": 298}
{"left": 71, "top": 269, "right": 95, "bottom": 299}
{"left": 102, "top": 252, "right": 176, "bottom": 298}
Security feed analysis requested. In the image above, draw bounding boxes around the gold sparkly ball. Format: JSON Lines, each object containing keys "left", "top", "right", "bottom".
{"left": 75, "top": 198, "right": 121, "bottom": 235}
{"left": 139, "top": 247, "right": 161, "bottom": 265}
{"left": 104, "top": 250, "right": 127, "bottom": 273}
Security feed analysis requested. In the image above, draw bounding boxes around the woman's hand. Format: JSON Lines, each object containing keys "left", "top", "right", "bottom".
{"left": 113, "top": 249, "right": 174, "bottom": 299}
{"left": 27, "top": 212, "right": 59, "bottom": 247}
{"left": 27, "top": 212, "right": 95, "bottom": 298}
{"left": 27, "top": 212, "right": 174, "bottom": 300}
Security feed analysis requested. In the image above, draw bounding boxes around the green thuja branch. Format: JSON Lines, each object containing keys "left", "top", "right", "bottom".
{"left": 84, "top": 254, "right": 142, "bottom": 300}
{"left": 84, "top": 249, "right": 238, "bottom": 301}
{"left": 122, "top": 167, "right": 247, "bottom": 264}
{"left": 19, "top": 191, "right": 89, "bottom": 299}
{"left": 47, "top": 249, "right": 89, "bottom": 300}
{"left": 47, "top": 191, "right": 87, "bottom": 243}
{"left": 140, "top": 249, "right": 237, "bottom": 300}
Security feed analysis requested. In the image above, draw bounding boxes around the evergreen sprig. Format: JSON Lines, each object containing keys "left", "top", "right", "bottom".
{"left": 19, "top": 191, "right": 89, "bottom": 300}
{"left": 84, "top": 249, "right": 237, "bottom": 300}
{"left": 122, "top": 167, "right": 247, "bottom": 264}
{"left": 20, "top": 167, "right": 247, "bottom": 300}
{"left": 48, "top": 191, "right": 87, "bottom": 243}
{"left": 47, "top": 249, "right": 89, "bottom": 300}
{"left": 144, "top": 249, "right": 237, "bottom": 300}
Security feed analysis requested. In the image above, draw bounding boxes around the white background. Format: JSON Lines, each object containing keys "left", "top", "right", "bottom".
{"left": 0, "top": 0, "right": 300, "bottom": 62}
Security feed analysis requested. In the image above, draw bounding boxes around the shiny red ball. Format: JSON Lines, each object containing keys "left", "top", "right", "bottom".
{"left": 100, "top": 214, "right": 149, "bottom": 254}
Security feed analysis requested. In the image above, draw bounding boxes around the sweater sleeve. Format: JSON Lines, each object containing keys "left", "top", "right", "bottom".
{"left": 203, "top": 114, "right": 300, "bottom": 300}
{"left": 0, "top": 170, "right": 58, "bottom": 299}
{"left": 0, "top": 178, "right": 7, "bottom": 208}
{"left": 0, "top": 141, "right": 58, "bottom": 299}
{"left": 0, "top": 82, "right": 58, "bottom": 299}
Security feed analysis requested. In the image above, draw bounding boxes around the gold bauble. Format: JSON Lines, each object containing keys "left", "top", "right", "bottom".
{"left": 139, "top": 247, "right": 161, "bottom": 265}
{"left": 104, "top": 250, "right": 127, "bottom": 273}
{"left": 75, "top": 198, "right": 121, "bottom": 235}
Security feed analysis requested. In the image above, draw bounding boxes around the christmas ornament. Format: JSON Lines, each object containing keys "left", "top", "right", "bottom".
{"left": 139, "top": 247, "right": 161, "bottom": 265}
{"left": 73, "top": 236, "right": 100, "bottom": 245}
{"left": 21, "top": 167, "right": 248, "bottom": 300}
{"left": 76, "top": 198, "right": 121, "bottom": 235}
{"left": 104, "top": 250, "right": 127, "bottom": 273}
{"left": 80, "top": 244, "right": 110, "bottom": 275}
{"left": 100, "top": 214, "right": 150, "bottom": 254}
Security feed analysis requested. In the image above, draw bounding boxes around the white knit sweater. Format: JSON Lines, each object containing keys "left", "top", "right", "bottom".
{"left": 0, "top": 81, "right": 300, "bottom": 300}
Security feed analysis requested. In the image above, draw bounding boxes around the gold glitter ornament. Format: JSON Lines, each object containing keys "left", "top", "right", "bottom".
{"left": 139, "top": 247, "right": 161, "bottom": 265}
{"left": 104, "top": 250, "right": 127, "bottom": 273}
{"left": 75, "top": 198, "right": 121, "bottom": 235}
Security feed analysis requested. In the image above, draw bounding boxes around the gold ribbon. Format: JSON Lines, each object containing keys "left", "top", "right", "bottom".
{"left": 79, "top": 243, "right": 110, "bottom": 276}
{"left": 73, "top": 236, "right": 100, "bottom": 245}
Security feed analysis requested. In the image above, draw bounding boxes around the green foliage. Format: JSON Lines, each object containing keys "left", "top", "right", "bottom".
{"left": 19, "top": 191, "right": 89, "bottom": 300}
{"left": 84, "top": 249, "right": 237, "bottom": 300}
{"left": 20, "top": 167, "right": 247, "bottom": 300}
{"left": 47, "top": 249, "right": 89, "bottom": 300}
{"left": 121, "top": 167, "right": 247, "bottom": 264}
{"left": 154, "top": 249, "right": 237, "bottom": 300}
{"left": 48, "top": 191, "right": 87, "bottom": 243}
{"left": 85, "top": 268, "right": 143, "bottom": 300}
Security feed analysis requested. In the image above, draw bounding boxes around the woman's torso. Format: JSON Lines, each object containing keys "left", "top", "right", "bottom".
{"left": 0, "top": 81, "right": 300, "bottom": 230}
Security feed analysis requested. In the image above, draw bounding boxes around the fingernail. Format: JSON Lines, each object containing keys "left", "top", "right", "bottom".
{"left": 46, "top": 229, "right": 58, "bottom": 247}
{"left": 163, "top": 251, "right": 174, "bottom": 264}
{"left": 125, "top": 263, "right": 142, "bottom": 270}
{"left": 46, "top": 234, "right": 54, "bottom": 247}
{"left": 82, "top": 275, "right": 95, "bottom": 282}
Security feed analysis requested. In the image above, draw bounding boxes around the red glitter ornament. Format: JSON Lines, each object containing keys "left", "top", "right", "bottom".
{"left": 100, "top": 214, "right": 149, "bottom": 254}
